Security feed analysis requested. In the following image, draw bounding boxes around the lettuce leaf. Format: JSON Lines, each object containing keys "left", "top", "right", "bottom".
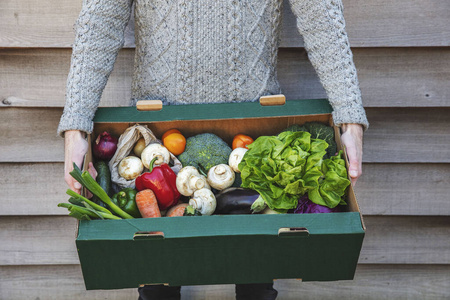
{"left": 239, "top": 131, "right": 350, "bottom": 210}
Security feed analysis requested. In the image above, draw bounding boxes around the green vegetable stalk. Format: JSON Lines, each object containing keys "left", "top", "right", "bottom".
{"left": 183, "top": 205, "right": 202, "bottom": 216}
{"left": 70, "top": 163, "right": 134, "bottom": 219}
{"left": 66, "top": 189, "right": 112, "bottom": 215}
{"left": 57, "top": 203, "right": 121, "bottom": 220}
{"left": 239, "top": 131, "right": 350, "bottom": 211}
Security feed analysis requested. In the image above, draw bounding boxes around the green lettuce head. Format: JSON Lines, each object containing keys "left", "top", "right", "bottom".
{"left": 239, "top": 131, "right": 350, "bottom": 211}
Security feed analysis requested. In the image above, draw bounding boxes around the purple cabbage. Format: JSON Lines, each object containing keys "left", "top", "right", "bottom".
{"left": 294, "top": 195, "right": 341, "bottom": 214}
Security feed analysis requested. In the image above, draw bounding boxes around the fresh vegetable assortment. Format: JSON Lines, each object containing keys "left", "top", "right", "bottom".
{"left": 59, "top": 122, "right": 351, "bottom": 220}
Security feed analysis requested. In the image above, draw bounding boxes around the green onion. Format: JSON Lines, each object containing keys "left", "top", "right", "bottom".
{"left": 80, "top": 169, "right": 134, "bottom": 219}
{"left": 66, "top": 189, "right": 112, "bottom": 215}
{"left": 70, "top": 163, "right": 134, "bottom": 219}
{"left": 58, "top": 203, "right": 121, "bottom": 220}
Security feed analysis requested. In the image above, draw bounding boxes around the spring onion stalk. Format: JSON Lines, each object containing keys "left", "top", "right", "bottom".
{"left": 80, "top": 169, "right": 134, "bottom": 219}
{"left": 66, "top": 189, "right": 112, "bottom": 215}
{"left": 58, "top": 203, "right": 121, "bottom": 220}
{"left": 70, "top": 163, "right": 134, "bottom": 219}
{"left": 69, "top": 163, "right": 89, "bottom": 188}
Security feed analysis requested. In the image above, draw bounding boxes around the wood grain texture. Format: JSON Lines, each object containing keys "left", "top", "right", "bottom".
{"left": 0, "top": 48, "right": 132, "bottom": 108}
{"left": 280, "top": 0, "right": 450, "bottom": 48}
{"left": 274, "top": 265, "right": 450, "bottom": 300}
{"left": 1, "top": 163, "right": 449, "bottom": 216}
{"left": 0, "top": 163, "right": 67, "bottom": 215}
{"left": 278, "top": 47, "right": 450, "bottom": 107}
{"left": 354, "top": 164, "right": 450, "bottom": 216}
{"left": 0, "top": 108, "right": 64, "bottom": 162}
{"left": 2, "top": 47, "right": 450, "bottom": 108}
{"left": 1, "top": 107, "right": 449, "bottom": 163}
{"left": 363, "top": 108, "right": 450, "bottom": 163}
{"left": 0, "top": 264, "right": 449, "bottom": 300}
{"left": 1, "top": 0, "right": 449, "bottom": 48}
{"left": 1, "top": 216, "right": 448, "bottom": 266}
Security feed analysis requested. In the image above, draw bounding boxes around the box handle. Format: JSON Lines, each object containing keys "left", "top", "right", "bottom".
{"left": 135, "top": 96, "right": 285, "bottom": 110}
{"left": 278, "top": 227, "right": 309, "bottom": 238}
{"left": 136, "top": 100, "right": 163, "bottom": 111}
{"left": 259, "top": 94, "right": 286, "bottom": 106}
{"left": 133, "top": 231, "right": 165, "bottom": 240}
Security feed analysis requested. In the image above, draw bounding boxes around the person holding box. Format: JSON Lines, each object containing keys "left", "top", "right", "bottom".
{"left": 58, "top": 1, "right": 368, "bottom": 299}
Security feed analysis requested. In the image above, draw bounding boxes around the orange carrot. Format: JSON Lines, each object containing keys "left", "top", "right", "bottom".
{"left": 166, "top": 203, "right": 189, "bottom": 217}
{"left": 135, "top": 189, "right": 161, "bottom": 218}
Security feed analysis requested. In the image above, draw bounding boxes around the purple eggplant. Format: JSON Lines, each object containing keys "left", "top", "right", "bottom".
{"left": 215, "top": 187, "right": 261, "bottom": 214}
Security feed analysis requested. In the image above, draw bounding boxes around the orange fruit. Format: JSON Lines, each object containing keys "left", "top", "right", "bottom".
{"left": 162, "top": 128, "right": 181, "bottom": 141}
{"left": 232, "top": 134, "right": 254, "bottom": 149}
{"left": 163, "top": 133, "right": 186, "bottom": 155}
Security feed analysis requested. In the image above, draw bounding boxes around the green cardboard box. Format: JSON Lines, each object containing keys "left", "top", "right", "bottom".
{"left": 77, "top": 98, "right": 365, "bottom": 290}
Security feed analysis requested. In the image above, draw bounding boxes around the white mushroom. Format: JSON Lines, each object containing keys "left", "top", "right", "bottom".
{"left": 141, "top": 143, "right": 170, "bottom": 169}
{"left": 207, "top": 164, "right": 235, "bottom": 190}
{"left": 228, "top": 147, "right": 248, "bottom": 173}
{"left": 118, "top": 156, "right": 144, "bottom": 180}
{"left": 176, "top": 166, "right": 210, "bottom": 197}
{"left": 189, "top": 188, "right": 216, "bottom": 215}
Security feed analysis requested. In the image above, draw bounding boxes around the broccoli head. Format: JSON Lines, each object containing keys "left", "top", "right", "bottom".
{"left": 177, "top": 133, "right": 232, "bottom": 173}
{"left": 282, "top": 122, "right": 337, "bottom": 158}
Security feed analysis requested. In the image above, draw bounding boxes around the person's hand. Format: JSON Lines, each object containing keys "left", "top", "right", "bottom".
{"left": 340, "top": 123, "right": 364, "bottom": 186}
{"left": 64, "top": 130, "right": 97, "bottom": 194}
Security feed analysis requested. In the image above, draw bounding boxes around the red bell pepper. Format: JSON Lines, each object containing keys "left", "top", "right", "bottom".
{"left": 135, "top": 157, "right": 180, "bottom": 210}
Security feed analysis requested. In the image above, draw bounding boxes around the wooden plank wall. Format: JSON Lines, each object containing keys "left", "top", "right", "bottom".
{"left": 1, "top": 0, "right": 449, "bottom": 299}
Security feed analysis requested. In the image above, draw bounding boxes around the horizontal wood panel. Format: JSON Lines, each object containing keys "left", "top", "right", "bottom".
{"left": 2, "top": 47, "right": 450, "bottom": 108}
{"left": 1, "top": 216, "right": 448, "bottom": 266}
{"left": 0, "top": 163, "right": 67, "bottom": 215}
{"left": 0, "top": 264, "right": 449, "bottom": 300}
{"left": 0, "top": 108, "right": 64, "bottom": 162}
{"left": 1, "top": 163, "right": 449, "bottom": 216}
{"left": 1, "top": 0, "right": 449, "bottom": 48}
{"left": 363, "top": 108, "right": 450, "bottom": 163}
{"left": 1, "top": 107, "right": 449, "bottom": 163}
{"left": 274, "top": 265, "right": 450, "bottom": 300}
{"left": 281, "top": 0, "right": 450, "bottom": 48}
{"left": 354, "top": 164, "right": 450, "bottom": 216}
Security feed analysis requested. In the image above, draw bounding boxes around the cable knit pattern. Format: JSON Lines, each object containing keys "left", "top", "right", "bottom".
{"left": 57, "top": 0, "right": 133, "bottom": 135}
{"left": 58, "top": 0, "right": 368, "bottom": 136}
{"left": 288, "top": 0, "right": 368, "bottom": 129}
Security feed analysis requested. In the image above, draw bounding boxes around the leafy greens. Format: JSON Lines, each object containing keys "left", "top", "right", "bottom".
{"left": 238, "top": 131, "right": 350, "bottom": 211}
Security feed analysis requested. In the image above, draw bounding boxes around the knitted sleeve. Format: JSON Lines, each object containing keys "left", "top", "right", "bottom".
{"left": 57, "top": 0, "right": 134, "bottom": 137}
{"left": 288, "top": 0, "right": 369, "bottom": 130}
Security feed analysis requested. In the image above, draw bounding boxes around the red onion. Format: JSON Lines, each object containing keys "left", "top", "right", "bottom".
{"left": 93, "top": 131, "right": 118, "bottom": 161}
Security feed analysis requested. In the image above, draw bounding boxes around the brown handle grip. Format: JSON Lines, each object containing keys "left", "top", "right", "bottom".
{"left": 136, "top": 100, "right": 163, "bottom": 111}
{"left": 259, "top": 94, "right": 286, "bottom": 106}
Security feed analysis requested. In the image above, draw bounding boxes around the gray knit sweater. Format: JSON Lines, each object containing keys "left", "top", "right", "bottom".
{"left": 57, "top": 0, "right": 369, "bottom": 136}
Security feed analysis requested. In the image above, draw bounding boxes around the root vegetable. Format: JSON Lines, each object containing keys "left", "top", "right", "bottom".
{"left": 93, "top": 131, "right": 118, "bottom": 161}
{"left": 166, "top": 203, "right": 189, "bottom": 217}
{"left": 135, "top": 189, "right": 161, "bottom": 218}
{"left": 133, "top": 138, "right": 146, "bottom": 157}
